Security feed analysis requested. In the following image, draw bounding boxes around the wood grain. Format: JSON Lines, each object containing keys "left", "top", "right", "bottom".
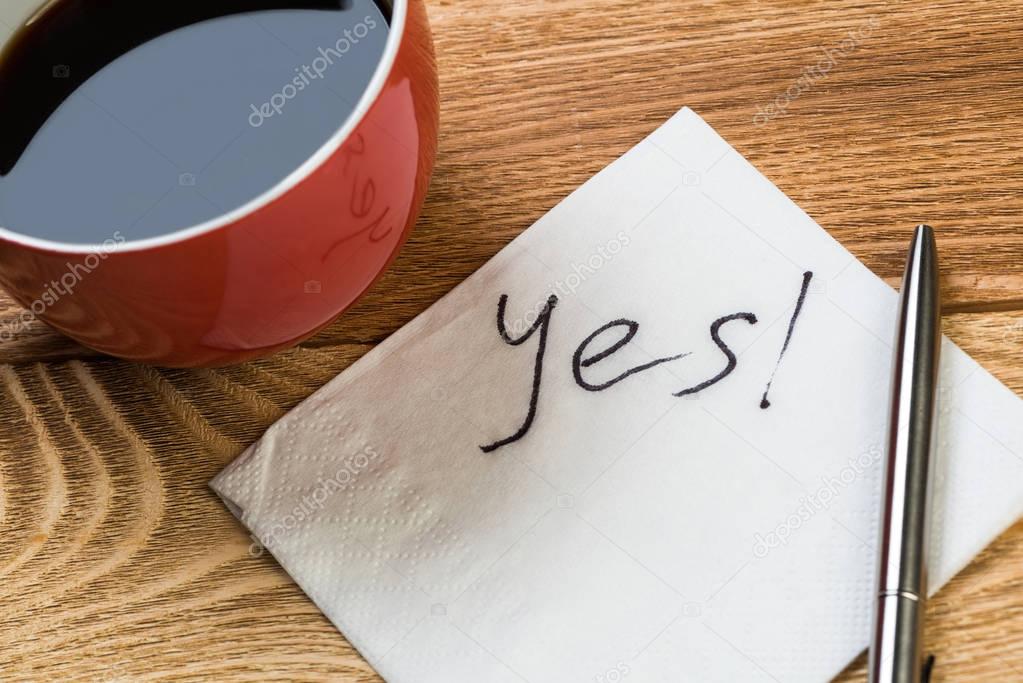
{"left": 1, "top": 0, "right": 1022, "bottom": 680}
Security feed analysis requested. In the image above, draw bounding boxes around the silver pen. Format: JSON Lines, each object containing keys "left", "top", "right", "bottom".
{"left": 868, "top": 225, "right": 941, "bottom": 683}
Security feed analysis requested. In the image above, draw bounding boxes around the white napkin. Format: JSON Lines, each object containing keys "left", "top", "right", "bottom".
{"left": 212, "top": 107, "right": 1023, "bottom": 682}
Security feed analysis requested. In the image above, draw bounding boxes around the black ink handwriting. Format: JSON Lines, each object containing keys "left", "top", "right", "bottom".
{"left": 573, "top": 319, "right": 690, "bottom": 392}
{"left": 479, "top": 294, "right": 559, "bottom": 453}
{"left": 760, "top": 271, "right": 814, "bottom": 409}
{"left": 673, "top": 313, "right": 758, "bottom": 397}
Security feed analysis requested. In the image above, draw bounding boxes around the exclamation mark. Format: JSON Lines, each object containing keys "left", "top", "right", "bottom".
{"left": 761, "top": 271, "right": 814, "bottom": 409}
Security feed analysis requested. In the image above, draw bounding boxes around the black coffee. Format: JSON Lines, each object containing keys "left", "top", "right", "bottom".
{"left": 0, "top": 0, "right": 390, "bottom": 244}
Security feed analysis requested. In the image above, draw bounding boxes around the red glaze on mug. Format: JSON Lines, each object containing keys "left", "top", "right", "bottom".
{"left": 0, "top": 0, "right": 438, "bottom": 367}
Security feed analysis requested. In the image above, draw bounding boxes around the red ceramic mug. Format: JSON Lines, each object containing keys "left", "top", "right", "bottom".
{"left": 0, "top": 0, "right": 438, "bottom": 367}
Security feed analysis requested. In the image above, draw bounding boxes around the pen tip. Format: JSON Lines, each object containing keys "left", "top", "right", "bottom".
{"left": 912, "top": 224, "right": 937, "bottom": 255}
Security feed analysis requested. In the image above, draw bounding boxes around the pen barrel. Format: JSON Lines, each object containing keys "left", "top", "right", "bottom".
{"left": 871, "top": 595, "right": 924, "bottom": 683}
{"left": 868, "top": 225, "right": 941, "bottom": 683}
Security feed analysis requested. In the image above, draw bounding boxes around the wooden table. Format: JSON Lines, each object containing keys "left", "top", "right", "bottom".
{"left": 2, "top": 0, "right": 1022, "bottom": 680}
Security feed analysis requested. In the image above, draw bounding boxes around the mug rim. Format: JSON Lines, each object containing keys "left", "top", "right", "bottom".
{"left": 0, "top": 0, "right": 408, "bottom": 255}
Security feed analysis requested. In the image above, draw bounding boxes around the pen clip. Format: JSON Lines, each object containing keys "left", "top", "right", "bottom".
{"left": 922, "top": 654, "right": 935, "bottom": 683}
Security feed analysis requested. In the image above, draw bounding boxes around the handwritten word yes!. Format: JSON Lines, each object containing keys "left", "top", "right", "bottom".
{"left": 480, "top": 271, "right": 814, "bottom": 453}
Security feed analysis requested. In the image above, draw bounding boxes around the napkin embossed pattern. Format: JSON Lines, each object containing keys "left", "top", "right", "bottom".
{"left": 212, "top": 108, "right": 1023, "bottom": 682}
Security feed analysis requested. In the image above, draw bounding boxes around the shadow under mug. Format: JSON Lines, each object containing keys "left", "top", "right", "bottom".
{"left": 0, "top": 0, "right": 438, "bottom": 367}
